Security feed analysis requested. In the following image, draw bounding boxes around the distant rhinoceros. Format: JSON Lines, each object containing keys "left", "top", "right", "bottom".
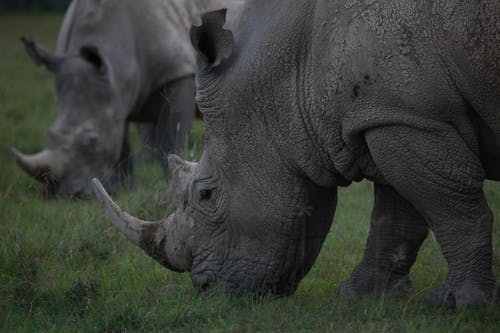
{"left": 12, "top": 0, "right": 241, "bottom": 197}
{"left": 93, "top": 0, "right": 499, "bottom": 307}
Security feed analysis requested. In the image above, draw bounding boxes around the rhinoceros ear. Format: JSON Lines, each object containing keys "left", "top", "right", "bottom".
{"left": 80, "top": 45, "right": 106, "bottom": 74}
{"left": 190, "top": 8, "right": 234, "bottom": 69}
{"left": 20, "top": 36, "right": 61, "bottom": 72}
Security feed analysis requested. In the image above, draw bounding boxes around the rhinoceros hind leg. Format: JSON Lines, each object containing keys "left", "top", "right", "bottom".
{"left": 366, "top": 124, "right": 496, "bottom": 307}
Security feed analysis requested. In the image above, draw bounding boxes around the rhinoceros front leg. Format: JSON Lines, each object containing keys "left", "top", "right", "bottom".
{"left": 339, "top": 183, "right": 429, "bottom": 300}
{"left": 108, "top": 122, "right": 134, "bottom": 190}
{"left": 155, "top": 76, "right": 196, "bottom": 168}
{"left": 135, "top": 123, "right": 157, "bottom": 162}
{"left": 365, "top": 124, "right": 496, "bottom": 307}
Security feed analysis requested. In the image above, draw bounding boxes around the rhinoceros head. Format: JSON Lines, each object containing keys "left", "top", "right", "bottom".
{"left": 13, "top": 38, "right": 125, "bottom": 197}
{"left": 93, "top": 9, "right": 338, "bottom": 295}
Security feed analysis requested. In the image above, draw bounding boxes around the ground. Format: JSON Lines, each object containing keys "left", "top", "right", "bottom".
{"left": 0, "top": 15, "right": 499, "bottom": 332}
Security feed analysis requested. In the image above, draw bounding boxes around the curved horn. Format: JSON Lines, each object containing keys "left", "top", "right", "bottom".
{"left": 20, "top": 36, "right": 61, "bottom": 72}
{"left": 92, "top": 178, "right": 154, "bottom": 245}
{"left": 92, "top": 178, "right": 191, "bottom": 272}
{"left": 11, "top": 146, "right": 60, "bottom": 183}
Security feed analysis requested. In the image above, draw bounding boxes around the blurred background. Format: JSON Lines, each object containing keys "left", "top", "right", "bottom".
{"left": 0, "top": 0, "right": 70, "bottom": 13}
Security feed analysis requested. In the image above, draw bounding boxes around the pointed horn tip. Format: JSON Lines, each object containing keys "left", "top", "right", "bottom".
{"left": 91, "top": 178, "right": 123, "bottom": 226}
{"left": 92, "top": 178, "right": 120, "bottom": 216}
{"left": 10, "top": 145, "right": 27, "bottom": 163}
{"left": 92, "top": 178, "right": 109, "bottom": 204}
{"left": 167, "top": 153, "right": 179, "bottom": 167}
{"left": 10, "top": 145, "right": 33, "bottom": 176}
{"left": 92, "top": 177, "right": 103, "bottom": 190}
{"left": 19, "top": 36, "right": 34, "bottom": 48}
{"left": 167, "top": 153, "right": 181, "bottom": 161}
{"left": 168, "top": 154, "right": 187, "bottom": 174}
{"left": 10, "top": 145, "right": 19, "bottom": 156}
{"left": 91, "top": 178, "right": 151, "bottom": 246}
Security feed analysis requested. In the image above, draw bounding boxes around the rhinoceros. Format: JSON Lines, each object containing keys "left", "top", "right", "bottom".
{"left": 93, "top": 0, "right": 499, "bottom": 307}
{"left": 11, "top": 0, "right": 241, "bottom": 197}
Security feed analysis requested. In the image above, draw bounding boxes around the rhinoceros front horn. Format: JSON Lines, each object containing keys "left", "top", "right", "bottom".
{"left": 92, "top": 178, "right": 153, "bottom": 245}
{"left": 11, "top": 146, "right": 60, "bottom": 183}
{"left": 92, "top": 178, "right": 190, "bottom": 272}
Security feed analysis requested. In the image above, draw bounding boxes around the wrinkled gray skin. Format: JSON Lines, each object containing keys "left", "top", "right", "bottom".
{"left": 94, "top": 1, "right": 499, "bottom": 307}
{"left": 12, "top": 0, "right": 241, "bottom": 197}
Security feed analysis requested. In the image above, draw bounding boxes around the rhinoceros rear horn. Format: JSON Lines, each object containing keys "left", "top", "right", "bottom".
{"left": 168, "top": 154, "right": 197, "bottom": 195}
{"left": 190, "top": 8, "right": 234, "bottom": 68}
{"left": 11, "top": 146, "right": 60, "bottom": 183}
{"left": 167, "top": 154, "right": 197, "bottom": 175}
{"left": 20, "top": 37, "right": 61, "bottom": 72}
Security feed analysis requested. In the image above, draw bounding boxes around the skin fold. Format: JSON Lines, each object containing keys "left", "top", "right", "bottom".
{"left": 94, "top": 0, "right": 498, "bottom": 307}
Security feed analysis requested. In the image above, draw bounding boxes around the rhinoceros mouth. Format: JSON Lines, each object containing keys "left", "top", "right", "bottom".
{"left": 190, "top": 257, "right": 302, "bottom": 296}
{"left": 191, "top": 272, "right": 299, "bottom": 296}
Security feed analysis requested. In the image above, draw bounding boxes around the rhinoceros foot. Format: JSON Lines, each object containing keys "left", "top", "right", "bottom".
{"left": 338, "top": 267, "right": 412, "bottom": 300}
{"left": 422, "top": 284, "right": 456, "bottom": 308}
{"left": 424, "top": 283, "right": 498, "bottom": 308}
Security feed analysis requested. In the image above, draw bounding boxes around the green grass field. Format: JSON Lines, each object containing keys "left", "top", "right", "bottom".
{"left": 0, "top": 15, "right": 499, "bottom": 332}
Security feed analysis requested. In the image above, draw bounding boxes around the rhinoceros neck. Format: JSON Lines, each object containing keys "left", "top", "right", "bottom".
{"left": 223, "top": 1, "right": 349, "bottom": 188}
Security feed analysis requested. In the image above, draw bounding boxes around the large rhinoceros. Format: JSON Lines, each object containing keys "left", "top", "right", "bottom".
{"left": 12, "top": 0, "right": 241, "bottom": 197}
{"left": 93, "top": 0, "right": 499, "bottom": 307}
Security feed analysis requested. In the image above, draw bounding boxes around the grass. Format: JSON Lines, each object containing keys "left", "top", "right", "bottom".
{"left": 0, "top": 14, "right": 499, "bottom": 332}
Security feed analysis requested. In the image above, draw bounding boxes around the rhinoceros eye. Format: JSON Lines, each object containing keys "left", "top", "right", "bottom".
{"left": 199, "top": 189, "right": 212, "bottom": 201}
{"left": 197, "top": 181, "right": 215, "bottom": 202}
{"left": 192, "top": 181, "right": 225, "bottom": 220}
